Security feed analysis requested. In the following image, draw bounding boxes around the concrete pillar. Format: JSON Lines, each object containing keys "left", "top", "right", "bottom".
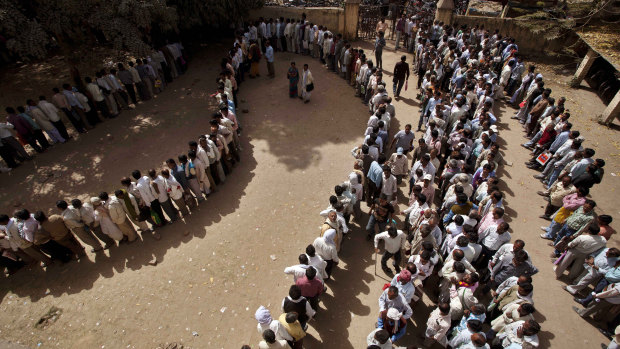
{"left": 344, "top": 0, "right": 361, "bottom": 40}
{"left": 569, "top": 48, "right": 598, "bottom": 88}
{"left": 600, "top": 90, "right": 620, "bottom": 126}
{"left": 435, "top": 0, "right": 454, "bottom": 24}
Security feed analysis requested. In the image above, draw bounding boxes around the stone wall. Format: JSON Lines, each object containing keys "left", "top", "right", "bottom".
{"left": 452, "top": 15, "right": 579, "bottom": 55}
{"left": 248, "top": 6, "right": 345, "bottom": 35}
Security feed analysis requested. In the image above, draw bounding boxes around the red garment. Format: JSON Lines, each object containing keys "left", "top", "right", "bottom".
{"left": 599, "top": 226, "right": 617, "bottom": 241}
{"left": 7, "top": 113, "right": 32, "bottom": 137}
{"left": 537, "top": 129, "right": 556, "bottom": 146}
{"left": 296, "top": 276, "right": 323, "bottom": 298}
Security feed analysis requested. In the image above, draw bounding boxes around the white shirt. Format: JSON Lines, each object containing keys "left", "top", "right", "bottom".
{"left": 313, "top": 237, "right": 338, "bottom": 262}
{"left": 283, "top": 264, "right": 323, "bottom": 282}
{"left": 86, "top": 83, "right": 104, "bottom": 102}
{"left": 374, "top": 230, "right": 406, "bottom": 254}
{"left": 367, "top": 328, "right": 393, "bottom": 349}
{"left": 479, "top": 225, "right": 511, "bottom": 251}
{"left": 499, "top": 320, "right": 539, "bottom": 348}
{"left": 409, "top": 254, "right": 434, "bottom": 280}
{"left": 195, "top": 146, "right": 211, "bottom": 169}
{"left": 152, "top": 175, "right": 169, "bottom": 203}
{"left": 136, "top": 176, "right": 157, "bottom": 205}
{"left": 38, "top": 100, "right": 61, "bottom": 122}
{"left": 78, "top": 204, "right": 97, "bottom": 225}
{"left": 381, "top": 173, "right": 398, "bottom": 197}
{"left": 306, "top": 253, "right": 328, "bottom": 280}
{"left": 390, "top": 274, "right": 416, "bottom": 303}
{"left": 0, "top": 123, "right": 15, "bottom": 139}
{"left": 164, "top": 176, "right": 184, "bottom": 201}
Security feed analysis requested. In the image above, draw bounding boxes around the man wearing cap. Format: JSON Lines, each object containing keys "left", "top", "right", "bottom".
{"left": 375, "top": 226, "right": 406, "bottom": 274}
{"left": 387, "top": 147, "right": 409, "bottom": 184}
{"left": 390, "top": 124, "right": 415, "bottom": 154}
{"left": 377, "top": 307, "right": 407, "bottom": 343}
{"left": 418, "top": 174, "right": 435, "bottom": 208}
{"left": 410, "top": 153, "right": 436, "bottom": 195}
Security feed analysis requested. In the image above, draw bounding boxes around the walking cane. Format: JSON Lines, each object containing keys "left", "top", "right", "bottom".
{"left": 374, "top": 250, "right": 378, "bottom": 276}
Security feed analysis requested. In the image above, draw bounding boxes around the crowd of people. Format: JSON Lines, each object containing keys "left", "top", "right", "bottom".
{"left": 240, "top": 9, "right": 615, "bottom": 349}
{"left": 0, "top": 41, "right": 247, "bottom": 274}
{"left": 0, "top": 7, "right": 617, "bottom": 349}
{"left": 0, "top": 42, "right": 187, "bottom": 171}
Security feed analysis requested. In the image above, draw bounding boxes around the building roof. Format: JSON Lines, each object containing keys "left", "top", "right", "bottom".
{"left": 576, "top": 23, "right": 620, "bottom": 71}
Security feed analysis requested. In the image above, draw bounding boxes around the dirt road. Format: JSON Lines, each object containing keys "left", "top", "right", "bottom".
{"left": 0, "top": 40, "right": 618, "bottom": 348}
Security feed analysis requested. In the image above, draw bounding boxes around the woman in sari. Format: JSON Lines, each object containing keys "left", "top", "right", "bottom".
{"left": 287, "top": 62, "right": 299, "bottom": 98}
{"left": 248, "top": 41, "right": 261, "bottom": 78}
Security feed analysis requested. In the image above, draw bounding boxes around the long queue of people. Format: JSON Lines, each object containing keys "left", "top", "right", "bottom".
{"left": 241, "top": 10, "right": 615, "bottom": 349}
{"left": 0, "top": 53, "right": 244, "bottom": 275}
{"left": 0, "top": 43, "right": 187, "bottom": 171}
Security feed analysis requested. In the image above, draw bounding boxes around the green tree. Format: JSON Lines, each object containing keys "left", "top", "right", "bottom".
{"left": 0, "top": 0, "right": 263, "bottom": 61}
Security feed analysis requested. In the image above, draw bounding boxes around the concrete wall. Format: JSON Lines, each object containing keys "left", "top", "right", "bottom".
{"left": 452, "top": 15, "right": 579, "bottom": 55}
{"left": 248, "top": 6, "right": 345, "bottom": 35}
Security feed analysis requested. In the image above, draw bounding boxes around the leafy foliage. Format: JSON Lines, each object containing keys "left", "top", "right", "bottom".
{"left": 0, "top": 0, "right": 263, "bottom": 61}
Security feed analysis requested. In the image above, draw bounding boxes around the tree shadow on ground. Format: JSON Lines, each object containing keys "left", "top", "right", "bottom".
{"left": 0, "top": 49, "right": 258, "bottom": 303}
{"left": 242, "top": 51, "right": 377, "bottom": 172}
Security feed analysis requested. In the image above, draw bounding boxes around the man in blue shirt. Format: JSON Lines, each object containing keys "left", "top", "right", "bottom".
{"left": 265, "top": 41, "right": 275, "bottom": 78}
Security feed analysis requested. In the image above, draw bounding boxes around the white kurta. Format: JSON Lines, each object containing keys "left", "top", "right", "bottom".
{"left": 94, "top": 207, "right": 123, "bottom": 241}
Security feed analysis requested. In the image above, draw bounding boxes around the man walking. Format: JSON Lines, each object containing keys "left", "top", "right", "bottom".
{"left": 374, "top": 226, "right": 407, "bottom": 274}
{"left": 373, "top": 31, "right": 386, "bottom": 69}
{"left": 393, "top": 55, "right": 410, "bottom": 97}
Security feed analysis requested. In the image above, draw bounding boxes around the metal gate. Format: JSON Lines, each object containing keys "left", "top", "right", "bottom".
{"left": 357, "top": 5, "right": 382, "bottom": 39}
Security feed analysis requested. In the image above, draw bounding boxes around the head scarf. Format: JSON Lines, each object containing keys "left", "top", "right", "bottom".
{"left": 398, "top": 269, "right": 412, "bottom": 283}
{"left": 323, "top": 229, "right": 336, "bottom": 245}
{"left": 386, "top": 307, "right": 403, "bottom": 332}
{"left": 254, "top": 306, "right": 272, "bottom": 324}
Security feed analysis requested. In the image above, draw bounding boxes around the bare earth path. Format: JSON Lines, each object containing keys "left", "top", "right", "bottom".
{"left": 0, "top": 40, "right": 618, "bottom": 348}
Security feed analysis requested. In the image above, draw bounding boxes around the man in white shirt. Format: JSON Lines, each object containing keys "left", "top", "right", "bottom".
{"left": 161, "top": 169, "right": 190, "bottom": 217}
{"left": 190, "top": 140, "right": 216, "bottom": 190}
{"left": 71, "top": 198, "right": 116, "bottom": 248}
{"left": 305, "top": 244, "right": 328, "bottom": 280}
{"left": 149, "top": 169, "right": 178, "bottom": 222}
{"left": 374, "top": 226, "right": 406, "bottom": 274}
{"left": 424, "top": 302, "right": 452, "bottom": 347}
{"left": 477, "top": 222, "right": 511, "bottom": 267}
{"left": 366, "top": 328, "right": 392, "bottom": 349}
{"left": 259, "top": 329, "right": 290, "bottom": 349}
{"left": 284, "top": 254, "right": 323, "bottom": 283}
{"left": 38, "top": 95, "right": 70, "bottom": 140}
{"left": 131, "top": 170, "right": 168, "bottom": 226}
{"left": 85, "top": 77, "right": 112, "bottom": 118}
{"left": 381, "top": 166, "right": 398, "bottom": 203}
{"left": 497, "top": 319, "right": 540, "bottom": 348}
{"left": 56, "top": 200, "right": 104, "bottom": 252}
{"left": 103, "top": 191, "right": 138, "bottom": 242}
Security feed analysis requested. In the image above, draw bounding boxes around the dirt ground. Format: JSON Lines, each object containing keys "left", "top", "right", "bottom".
{"left": 0, "top": 38, "right": 618, "bottom": 349}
